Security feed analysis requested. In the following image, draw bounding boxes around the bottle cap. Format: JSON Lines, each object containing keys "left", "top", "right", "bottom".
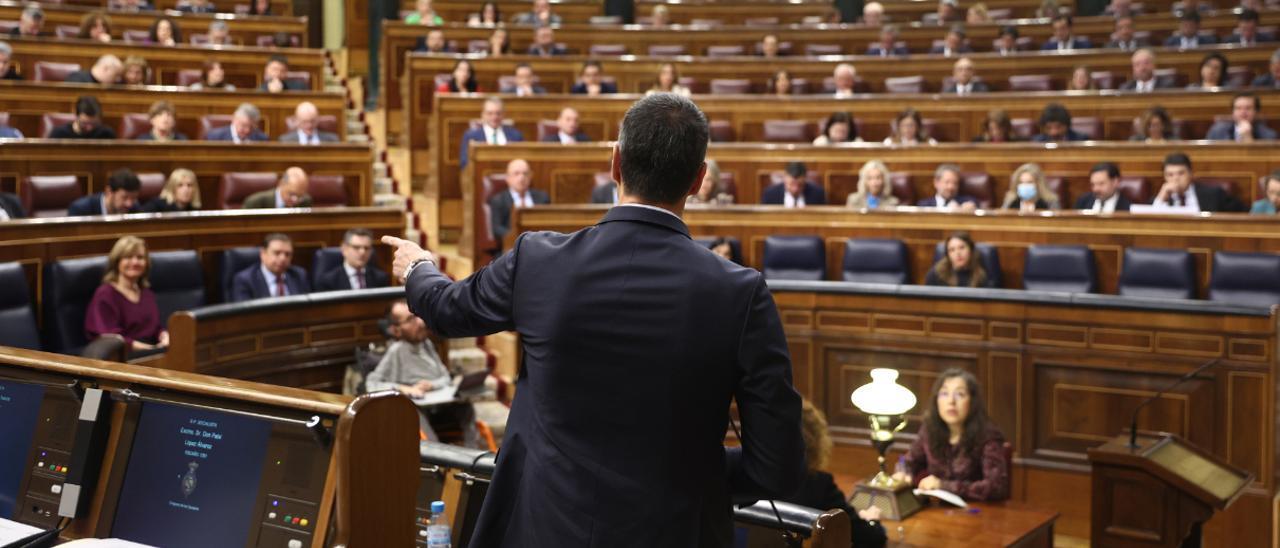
{"left": 431, "top": 501, "right": 445, "bottom": 513}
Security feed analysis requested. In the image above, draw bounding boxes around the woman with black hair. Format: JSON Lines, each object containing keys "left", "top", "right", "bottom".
{"left": 925, "top": 232, "right": 995, "bottom": 288}
{"left": 437, "top": 59, "right": 478, "bottom": 93}
{"left": 813, "top": 111, "right": 861, "bottom": 145}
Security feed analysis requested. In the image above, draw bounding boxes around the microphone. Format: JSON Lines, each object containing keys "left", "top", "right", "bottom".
{"left": 1127, "top": 359, "right": 1219, "bottom": 449}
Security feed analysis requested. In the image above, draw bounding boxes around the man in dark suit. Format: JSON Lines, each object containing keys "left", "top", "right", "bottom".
{"left": 413, "top": 29, "right": 452, "bottom": 53}
{"left": 1163, "top": 11, "right": 1216, "bottom": 49}
{"left": 10, "top": 5, "right": 44, "bottom": 37}
{"left": 206, "top": 103, "right": 269, "bottom": 143}
{"left": 1031, "top": 103, "right": 1088, "bottom": 142}
{"left": 278, "top": 101, "right": 339, "bottom": 144}
{"left": 315, "top": 228, "right": 390, "bottom": 291}
{"left": 1041, "top": 15, "right": 1092, "bottom": 51}
{"left": 570, "top": 60, "right": 619, "bottom": 95}
{"left": 762, "top": 162, "right": 825, "bottom": 207}
{"left": 928, "top": 25, "right": 972, "bottom": 57}
{"left": 230, "top": 233, "right": 311, "bottom": 302}
{"left": 0, "top": 191, "right": 25, "bottom": 220}
{"left": 488, "top": 159, "right": 550, "bottom": 247}
{"left": 498, "top": 63, "right": 547, "bottom": 96}
{"left": 49, "top": 96, "right": 117, "bottom": 139}
{"left": 1205, "top": 93, "right": 1278, "bottom": 141}
{"left": 526, "top": 26, "right": 566, "bottom": 56}
{"left": 260, "top": 54, "right": 308, "bottom": 93}
{"left": 942, "top": 57, "right": 989, "bottom": 94}
{"left": 1151, "top": 152, "right": 1245, "bottom": 212}
{"left": 1224, "top": 9, "right": 1268, "bottom": 47}
{"left": 917, "top": 163, "right": 977, "bottom": 210}
{"left": 866, "top": 25, "right": 909, "bottom": 56}
{"left": 65, "top": 55, "right": 123, "bottom": 85}
{"left": 67, "top": 168, "right": 140, "bottom": 216}
{"left": 1252, "top": 49, "right": 1280, "bottom": 88}
{"left": 242, "top": 167, "right": 313, "bottom": 208}
{"left": 459, "top": 97, "right": 525, "bottom": 168}
{"left": 1106, "top": 16, "right": 1148, "bottom": 51}
{"left": 383, "top": 93, "right": 804, "bottom": 547}
{"left": 1075, "top": 162, "right": 1133, "bottom": 213}
{"left": 539, "top": 107, "right": 591, "bottom": 143}
{"left": 591, "top": 180, "right": 618, "bottom": 204}
{"left": 1119, "top": 49, "right": 1173, "bottom": 92}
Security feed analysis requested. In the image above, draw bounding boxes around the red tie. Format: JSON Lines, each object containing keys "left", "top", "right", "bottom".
{"left": 356, "top": 269, "right": 366, "bottom": 289}
{"left": 276, "top": 276, "right": 286, "bottom": 297}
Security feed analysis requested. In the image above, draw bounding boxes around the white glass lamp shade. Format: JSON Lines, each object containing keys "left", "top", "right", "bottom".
{"left": 850, "top": 368, "right": 917, "bottom": 416}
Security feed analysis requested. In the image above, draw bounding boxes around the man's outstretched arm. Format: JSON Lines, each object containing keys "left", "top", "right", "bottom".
{"left": 383, "top": 235, "right": 517, "bottom": 337}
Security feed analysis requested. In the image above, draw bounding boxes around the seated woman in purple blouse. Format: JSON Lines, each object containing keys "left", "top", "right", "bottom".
{"left": 893, "top": 368, "right": 1010, "bottom": 501}
{"left": 84, "top": 235, "right": 169, "bottom": 353}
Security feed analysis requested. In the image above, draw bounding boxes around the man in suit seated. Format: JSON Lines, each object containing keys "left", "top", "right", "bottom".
{"left": 1120, "top": 49, "right": 1172, "bottom": 92}
{"left": 206, "top": 103, "right": 269, "bottom": 143}
{"left": 316, "top": 228, "right": 391, "bottom": 291}
{"left": 1106, "top": 15, "right": 1148, "bottom": 51}
{"left": 526, "top": 26, "right": 566, "bottom": 56}
{"left": 861, "top": 1, "right": 884, "bottom": 26}
{"left": 1250, "top": 170, "right": 1280, "bottom": 214}
{"left": 762, "top": 162, "right": 825, "bottom": 208}
{"left": 10, "top": 5, "right": 44, "bottom": 37}
{"left": 1032, "top": 103, "right": 1088, "bottom": 142}
{"left": 459, "top": 97, "right": 525, "bottom": 168}
{"left": 49, "top": 95, "right": 117, "bottom": 139}
{"left": 65, "top": 55, "right": 123, "bottom": 85}
{"left": 570, "top": 60, "right": 618, "bottom": 95}
{"left": 1224, "top": 9, "right": 1268, "bottom": 46}
{"left": 512, "top": 0, "right": 562, "bottom": 25}
{"left": 1041, "top": 15, "right": 1092, "bottom": 51}
{"left": 1205, "top": 93, "right": 1278, "bottom": 141}
{"left": 930, "top": 24, "right": 973, "bottom": 57}
{"left": 414, "top": 29, "right": 451, "bottom": 53}
{"left": 489, "top": 159, "right": 550, "bottom": 248}
{"left": 1164, "top": 11, "right": 1215, "bottom": 49}
{"left": 541, "top": 107, "right": 590, "bottom": 143}
{"left": 1075, "top": 162, "right": 1133, "bottom": 213}
{"left": 943, "top": 57, "right": 988, "bottom": 94}
{"left": 0, "top": 41, "right": 18, "bottom": 80}
{"left": 499, "top": 63, "right": 546, "bottom": 96}
{"left": 994, "top": 26, "right": 1019, "bottom": 56}
{"left": 68, "top": 168, "right": 140, "bottom": 216}
{"left": 832, "top": 63, "right": 857, "bottom": 98}
{"left": 0, "top": 191, "right": 23, "bottom": 220}
{"left": 1151, "top": 152, "right": 1245, "bottom": 212}
{"left": 243, "top": 167, "right": 312, "bottom": 208}
{"left": 230, "top": 232, "right": 310, "bottom": 302}
{"left": 917, "top": 163, "right": 977, "bottom": 211}
{"left": 866, "top": 25, "right": 909, "bottom": 57}
{"left": 279, "top": 101, "right": 339, "bottom": 145}
{"left": 260, "top": 54, "right": 307, "bottom": 93}
{"left": 1252, "top": 48, "right": 1280, "bottom": 88}
{"left": 759, "top": 34, "right": 782, "bottom": 57}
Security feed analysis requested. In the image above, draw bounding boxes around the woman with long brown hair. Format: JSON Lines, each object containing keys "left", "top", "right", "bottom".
{"left": 925, "top": 232, "right": 994, "bottom": 288}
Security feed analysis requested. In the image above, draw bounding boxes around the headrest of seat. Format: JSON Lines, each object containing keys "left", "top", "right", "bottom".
{"left": 1023, "top": 245, "right": 1096, "bottom": 293}
{"left": 309, "top": 175, "right": 348, "bottom": 207}
{"left": 842, "top": 239, "right": 909, "bottom": 284}
{"left": 763, "top": 235, "right": 826, "bottom": 281}
{"left": 219, "top": 172, "right": 278, "bottom": 209}
{"left": 149, "top": 250, "right": 205, "bottom": 291}
{"left": 1209, "top": 251, "right": 1280, "bottom": 306}
{"left": 0, "top": 262, "right": 30, "bottom": 308}
{"left": 136, "top": 172, "right": 166, "bottom": 202}
{"left": 1118, "top": 247, "right": 1196, "bottom": 299}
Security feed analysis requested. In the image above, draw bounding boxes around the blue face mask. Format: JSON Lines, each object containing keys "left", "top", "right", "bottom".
{"left": 1016, "top": 182, "right": 1038, "bottom": 201}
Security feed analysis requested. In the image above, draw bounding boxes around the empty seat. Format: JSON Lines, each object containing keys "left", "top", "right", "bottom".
{"left": 709, "top": 79, "right": 752, "bottom": 94}
{"left": 311, "top": 247, "right": 344, "bottom": 288}
{"left": 762, "top": 120, "right": 815, "bottom": 143}
{"left": 1022, "top": 245, "right": 1096, "bottom": 293}
{"left": 1044, "top": 176, "right": 1070, "bottom": 207}
{"left": 0, "top": 262, "right": 41, "bottom": 350}
{"left": 119, "top": 113, "right": 152, "bottom": 140}
{"left": 1010, "top": 118, "right": 1035, "bottom": 140}
{"left": 33, "top": 61, "right": 80, "bottom": 82}
{"left": 219, "top": 246, "right": 260, "bottom": 301}
{"left": 1153, "top": 67, "right": 1180, "bottom": 88}
{"left": 889, "top": 173, "right": 915, "bottom": 205}
{"left": 588, "top": 15, "right": 622, "bottom": 24}
{"left": 932, "top": 241, "right": 1004, "bottom": 287}
{"left": 763, "top": 236, "right": 826, "bottom": 281}
{"left": 884, "top": 76, "right": 925, "bottom": 93}
{"left": 709, "top": 120, "right": 734, "bottom": 142}
{"left": 1118, "top": 248, "right": 1196, "bottom": 299}
{"left": 1208, "top": 252, "right": 1280, "bottom": 306}
{"left": 309, "top": 175, "right": 348, "bottom": 207}
{"left": 1091, "top": 71, "right": 1114, "bottom": 90}
{"left": 136, "top": 172, "right": 166, "bottom": 203}
{"left": 20, "top": 175, "right": 81, "bottom": 218}
{"left": 744, "top": 17, "right": 779, "bottom": 26}
{"left": 648, "top": 44, "right": 686, "bottom": 56}
{"left": 588, "top": 44, "right": 627, "bottom": 56}
{"left": 257, "top": 34, "right": 299, "bottom": 47}
{"left": 691, "top": 236, "right": 743, "bottom": 264}
{"left": 1008, "top": 74, "right": 1052, "bottom": 91}
{"left": 841, "top": 239, "right": 910, "bottom": 284}
{"left": 284, "top": 70, "right": 311, "bottom": 88}
{"left": 1226, "top": 66, "right": 1253, "bottom": 88}
{"left": 706, "top": 45, "right": 745, "bottom": 57}
{"left": 961, "top": 173, "right": 994, "bottom": 208}
{"left": 122, "top": 29, "right": 150, "bottom": 43}
{"left": 149, "top": 250, "right": 206, "bottom": 326}
{"left": 40, "top": 113, "right": 76, "bottom": 138}
{"left": 218, "top": 172, "right": 276, "bottom": 209}
{"left": 1072, "top": 117, "right": 1101, "bottom": 140}
{"left": 1117, "top": 176, "right": 1150, "bottom": 204}
{"left": 55, "top": 25, "right": 78, "bottom": 39}
{"left": 177, "top": 69, "right": 203, "bottom": 87}
{"left": 42, "top": 256, "right": 109, "bottom": 354}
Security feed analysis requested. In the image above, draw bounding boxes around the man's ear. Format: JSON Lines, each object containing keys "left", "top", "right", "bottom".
{"left": 686, "top": 162, "right": 708, "bottom": 198}
{"left": 610, "top": 144, "right": 623, "bottom": 192}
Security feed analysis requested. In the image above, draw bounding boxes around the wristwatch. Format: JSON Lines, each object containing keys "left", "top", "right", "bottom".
{"left": 404, "top": 256, "right": 437, "bottom": 280}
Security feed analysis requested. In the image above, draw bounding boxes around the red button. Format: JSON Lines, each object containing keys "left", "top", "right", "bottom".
{"left": 292, "top": 517, "right": 300, "bottom": 525}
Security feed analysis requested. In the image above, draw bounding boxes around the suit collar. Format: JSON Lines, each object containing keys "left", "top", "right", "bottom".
{"left": 599, "top": 204, "right": 689, "bottom": 237}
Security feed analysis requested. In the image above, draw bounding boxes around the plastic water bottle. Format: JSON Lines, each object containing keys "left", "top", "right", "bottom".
{"left": 867, "top": 195, "right": 880, "bottom": 210}
{"left": 426, "top": 500, "right": 450, "bottom": 547}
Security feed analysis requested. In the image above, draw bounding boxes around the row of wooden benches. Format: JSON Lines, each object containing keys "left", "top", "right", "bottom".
{"left": 0, "top": 0, "right": 309, "bottom": 47}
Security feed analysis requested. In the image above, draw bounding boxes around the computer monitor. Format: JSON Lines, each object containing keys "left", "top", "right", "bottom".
{"left": 0, "top": 380, "right": 46, "bottom": 519}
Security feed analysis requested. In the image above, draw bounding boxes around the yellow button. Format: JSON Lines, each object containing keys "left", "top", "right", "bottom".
{"left": 300, "top": 519, "right": 309, "bottom": 527}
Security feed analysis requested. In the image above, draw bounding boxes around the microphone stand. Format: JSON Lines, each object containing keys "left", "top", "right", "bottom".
{"left": 1127, "top": 359, "right": 1219, "bottom": 449}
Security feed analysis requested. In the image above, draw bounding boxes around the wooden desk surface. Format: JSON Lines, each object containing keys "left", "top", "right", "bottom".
{"left": 0, "top": 0, "right": 309, "bottom": 47}
{"left": 885, "top": 502, "right": 1058, "bottom": 547}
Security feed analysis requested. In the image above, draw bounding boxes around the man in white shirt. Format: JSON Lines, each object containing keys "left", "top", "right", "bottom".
{"left": 1075, "top": 162, "right": 1132, "bottom": 212}
{"left": 488, "top": 159, "right": 550, "bottom": 248}
{"left": 541, "top": 107, "right": 590, "bottom": 143}
{"left": 832, "top": 63, "right": 857, "bottom": 98}
{"left": 460, "top": 97, "right": 525, "bottom": 168}
{"left": 279, "top": 101, "right": 339, "bottom": 144}
{"left": 1120, "top": 49, "right": 1164, "bottom": 92}
{"left": 499, "top": 63, "right": 545, "bottom": 96}
{"left": 943, "top": 57, "right": 989, "bottom": 94}
{"left": 917, "top": 164, "right": 977, "bottom": 210}
{"left": 1152, "top": 152, "right": 1243, "bottom": 212}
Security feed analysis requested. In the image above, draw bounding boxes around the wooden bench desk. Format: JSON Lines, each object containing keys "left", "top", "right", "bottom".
{"left": 886, "top": 502, "right": 1058, "bottom": 547}
{"left": 0, "top": 0, "right": 310, "bottom": 47}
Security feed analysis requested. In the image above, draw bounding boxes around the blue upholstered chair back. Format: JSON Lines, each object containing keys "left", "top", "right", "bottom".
{"left": 219, "top": 247, "right": 260, "bottom": 302}
{"left": 1022, "top": 245, "right": 1096, "bottom": 293}
{"left": 842, "top": 239, "right": 910, "bottom": 284}
{"left": 149, "top": 250, "right": 206, "bottom": 326}
{"left": 1118, "top": 248, "right": 1196, "bottom": 300}
{"left": 312, "top": 247, "right": 345, "bottom": 288}
{"left": 42, "top": 256, "right": 108, "bottom": 354}
{"left": 0, "top": 262, "right": 41, "bottom": 350}
{"left": 1209, "top": 251, "right": 1280, "bottom": 306}
{"left": 763, "top": 236, "right": 826, "bottom": 281}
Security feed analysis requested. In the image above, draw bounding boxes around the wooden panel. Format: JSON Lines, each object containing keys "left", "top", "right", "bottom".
{"left": 0, "top": 1, "right": 308, "bottom": 47}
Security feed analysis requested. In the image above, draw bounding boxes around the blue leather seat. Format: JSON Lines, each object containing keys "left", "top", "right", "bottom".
{"left": 0, "top": 262, "right": 41, "bottom": 350}
{"left": 43, "top": 256, "right": 109, "bottom": 354}
{"left": 1022, "top": 245, "right": 1096, "bottom": 293}
{"left": 1208, "top": 251, "right": 1280, "bottom": 306}
{"left": 312, "top": 247, "right": 345, "bottom": 289}
{"left": 842, "top": 239, "right": 910, "bottom": 284}
{"left": 692, "top": 236, "right": 743, "bottom": 265}
{"left": 219, "top": 247, "right": 259, "bottom": 302}
{"left": 931, "top": 241, "right": 1004, "bottom": 288}
{"left": 1118, "top": 248, "right": 1196, "bottom": 300}
{"left": 149, "top": 250, "right": 206, "bottom": 326}
{"left": 763, "top": 236, "right": 826, "bottom": 281}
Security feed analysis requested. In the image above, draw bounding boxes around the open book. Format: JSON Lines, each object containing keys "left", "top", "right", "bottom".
{"left": 913, "top": 488, "right": 968, "bottom": 508}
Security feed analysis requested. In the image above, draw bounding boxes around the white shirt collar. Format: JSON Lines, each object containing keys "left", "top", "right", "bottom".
{"left": 934, "top": 194, "right": 956, "bottom": 210}
{"left": 615, "top": 202, "right": 681, "bottom": 221}
{"left": 508, "top": 189, "right": 532, "bottom": 207}
{"left": 1093, "top": 193, "right": 1120, "bottom": 213}
{"left": 485, "top": 125, "right": 507, "bottom": 144}
{"left": 783, "top": 190, "right": 805, "bottom": 208}
{"left": 558, "top": 131, "right": 575, "bottom": 144}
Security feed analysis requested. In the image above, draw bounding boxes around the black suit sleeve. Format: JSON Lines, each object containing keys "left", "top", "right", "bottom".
{"left": 405, "top": 235, "right": 519, "bottom": 336}
{"left": 726, "top": 276, "right": 805, "bottom": 501}
{"left": 489, "top": 193, "right": 511, "bottom": 241}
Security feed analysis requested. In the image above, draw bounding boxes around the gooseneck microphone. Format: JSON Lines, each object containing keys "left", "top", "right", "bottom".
{"left": 1127, "top": 359, "right": 1219, "bottom": 449}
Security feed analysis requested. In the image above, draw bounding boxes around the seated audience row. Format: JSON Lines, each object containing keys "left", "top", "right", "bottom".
{"left": 7, "top": 5, "right": 286, "bottom": 46}
{"left": 2, "top": 44, "right": 305, "bottom": 92}
{"left": 26, "top": 95, "right": 337, "bottom": 143}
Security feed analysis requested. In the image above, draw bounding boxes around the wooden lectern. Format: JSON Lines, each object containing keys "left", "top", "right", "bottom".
{"left": 1087, "top": 432, "right": 1253, "bottom": 547}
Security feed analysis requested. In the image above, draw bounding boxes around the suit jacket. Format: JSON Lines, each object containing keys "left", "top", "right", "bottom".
{"left": 241, "top": 189, "right": 314, "bottom": 209}
{"left": 1205, "top": 120, "right": 1278, "bottom": 141}
{"left": 941, "top": 81, "right": 990, "bottom": 94}
{"left": 405, "top": 205, "right": 804, "bottom": 547}
{"left": 526, "top": 44, "right": 567, "bottom": 56}
{"left": 459, "top": 125, "right": 525, "bottom": 167}
{"left": 1074, "top": 192, "right": 1133, "bottom": 212}
{"left": 1040, "top": 37, "right": 1092, "bottom": 50}
{"left": 761, "top": 182, "right": 826, "bottom": 206}
{"left": 67, "top": 193, "right": 140, "bottom": 216}
{"left": 590, "top": 182, "right": 617, "bottom": 204}
{"left": 314, "top": 264, "right": 390, "bottom": 292}
{"left": 1156, "top": 184, "right": 1245, "bottom": 213}
{"left": 917, "top": 194, "right": 977, "bottom": 208}
{"left": 0, "top": 192, "right": 24, "bottom": 219}
{"left": 570, "top": 81, "right": 619, "bottom": 94}
{"left": 1253, "top": 73, "right": 1280, "bottom": 88}
{"left": 488, "top": 188, "right": 550, "bottom": 244}
{"left": 230, "top": 264, "right": 311, "bottom": 302}
{"left": 539, "top": 131, "right": 591, "bottom": 143}
{"left": 205, "top": 125, "right": 269, "bottom": 142}
{"left": 1118, "top": 77, "right": 1174, "bottom": 91}
{"left": 865, "top": 45, "right": 910, "bottom": 56}
{"left": 1163, "top": 34, "right": 1217, "bottom": 47}
{"left": 277, "top": 129, "right": 340, "bottom": 144}
{"left": 1223, "top": 33, "right": 1272, "bottom": 46}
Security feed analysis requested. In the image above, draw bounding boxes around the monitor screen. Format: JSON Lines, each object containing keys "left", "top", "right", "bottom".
{"left": 0, "top": 380, "right": 46, "bottom": 519}
{"left": 111, "top": 401, "right": 272, "bottom": 548}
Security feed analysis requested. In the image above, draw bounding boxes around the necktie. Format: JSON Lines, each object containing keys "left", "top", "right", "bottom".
{"left": 356, "top": 269, "right": 366, "bottom": 289}
{"left": 276, "top": 276, "right": 287, "bottom": 297}
{"left": 488, "top": 129, "right": 496, "bottom": 144}
{"left": 1172, "top": 193, "right": 1182, "bottom": 207}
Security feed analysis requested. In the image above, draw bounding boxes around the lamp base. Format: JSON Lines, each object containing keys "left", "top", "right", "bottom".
{"left": 849, "top": 478, "right": 921, "bottom": 521}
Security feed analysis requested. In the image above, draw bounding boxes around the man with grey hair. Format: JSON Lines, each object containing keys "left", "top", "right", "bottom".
{"left": 1252, "top": 48, "right": 1280, "bottom": 88}
{"left": 833, "top": 63, "right": 857, "bottom": 98}
{"left": 383, "top": 93, "right": 805, "bottom": 547}
{"left": 204, "top": 20, "right": 232, "bottom": 46}
{"left": 918, "top": 163, "right": 978, "bottom": 210}
{"left": 66, "top": 55, "right": 123, "bottom": 85}
{"left": 207, "top": 103, "right": 268, "bottom": 142}
{"left": 862, "top": 1, "right": 885, "bottom": 26}
{"left": 10, "top": 5, "right": 43, "bottom": 37}
{"left": 279, "top": 101, "right": 339, "bottom": 144}
{"left": 0, "top": 42, "right": 18, "bottom": 80}
{"left": 458, "top": 96, "right": 524, "bottom": 168}
{"left": 242, "top": 166, "right": 311, "bottom": 208}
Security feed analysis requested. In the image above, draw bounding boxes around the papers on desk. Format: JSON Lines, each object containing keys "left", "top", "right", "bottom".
{"left": 914, "top": 488, "right": 968, "bottom": 508}
{"left": 1129, "top": 204, "right": 1199, "bottom": 215}
{"left": 411, "top": 386, "right": 458, "bottom": 406}
{"left": 0, "top": 517, "right": 42, "bottom": 544}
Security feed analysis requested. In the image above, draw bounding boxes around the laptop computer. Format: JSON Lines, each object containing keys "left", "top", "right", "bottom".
{"left": 411, "top": 370, "right": 489, "bottom": 406}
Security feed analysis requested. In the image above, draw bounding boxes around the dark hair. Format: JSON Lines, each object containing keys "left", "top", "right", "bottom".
{"left": 1051, "top": 14, "right": 1072, "bottom": 26}
{"left": 616, "top": 94, "right": 709, "bottom": 204}
{"left": 931, "top": 231, "right": 986, "bottom": 287}
{"left": 479, "top": 1, "right": 500, "bottom": 23}
{"left": 271, "top": 31, "right": 292, "bottom": 48}
{"left": 149, "top": 15, "right": 181, "bottom": 43}
{"left": 1138, "top": 105, "right": 1173, "bottom": 139}
{"left": 981, "top": 109, "right": 1012, "bottom": 141}
{"left": 784, "top": 161, "right": 808, "bottom": 179}
{"left": 343, "top": 227, "right": 373, "bottom": 245}
{"left": 580, "top": 59, "right": 603, "bottom": 76}
{"left": 107, "top": 168, "right": 141, "bottom": 192}
{"left": 1180, "top": 10, "right": 1201, "bottom": 23}
{"left": 1089, "top": 161, "right": 1120, "bottom": 179}
{"left": 709, "top": 237, "right": 738, "bottom": 264}
{"left": 249, "top": 0, "right": 271, "bottom": 16}
{"left": 893, "top": 108, "right": 924, "bottom": 140}
{"left": 75, "top": 95, "right": 102, "bottom": 117}
{"left": 1233, "top": 91, "right": 1262, "bottom": 112}
{"left": 1239, "top": 8, "right": 1259, "bottom": 23}
{"left": 147, "top": 100, "right": 175, "bottom": 119}
{"left": 948, "top": 23, "right": 966, "bottom": 39}
{"left": 1039, "top": 102, "right": 1072, "bottom": 126}
{"left": 261, "top": 232, "right": 293, "bottom": 248}
{"left": 202, "top": 58, "right": 224, "bottom": 86}
{"left": 449, "top": 59, "right": 477, "bottom": 92}
{"left": 77, "top": 11, "right": 111, "bottom": 40}
{"left": 768, "top": 69, "right": 791, "bottom": 94}
{"left": 1199, "top": 52, "right": 1229, "bottom": 86}
{"left": 1163, "top": 152, "right": 1192, "bottom": 170}
{"left": 924, "top": 368, "right": 993, "bottom": 456}
{"left": 999, "top": 25, "right": 1018, "bottom": 38}
{"left": 823, "top": 111, "right": 858, "bottom": 141}
{"left": 266, "top": 54, "right": 289, "bottom": 69}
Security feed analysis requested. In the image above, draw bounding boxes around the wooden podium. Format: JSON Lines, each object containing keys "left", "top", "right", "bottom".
{"left": 1087, "top": 432, "right": 1253, "bottom": 547}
